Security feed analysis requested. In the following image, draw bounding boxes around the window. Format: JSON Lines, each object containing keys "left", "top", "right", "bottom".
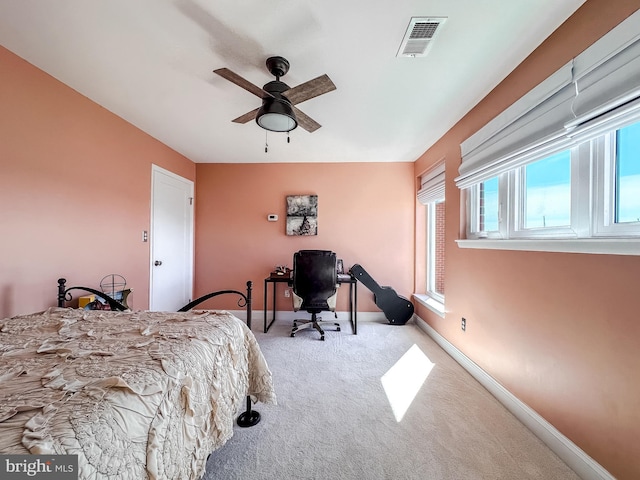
{"left": 481, "top": 177, "right": 500, "bottom": 232}
{"left": 510, "top": 148, "right": 578, "bottom": 239}
{"left": 417, "top": 163, "right": 445, "bottom": 313}
{"left": 469, "top": 176, "right": 501, "bottom": 237}
{"left": 615, "top": 122, "right": 640, "bottom": 224}
{"left": 594, "top": 124, "right": 640, "bottom": 237}
{"left": 463, "top": 121, "right": 640, "bottom": 247}
{"left": 521, "top": 150, "right": 571, "bottom": 229}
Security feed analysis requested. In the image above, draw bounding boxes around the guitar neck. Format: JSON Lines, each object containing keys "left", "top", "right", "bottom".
{"left": 350, "top": 264, "right": 382, "bottom": 294}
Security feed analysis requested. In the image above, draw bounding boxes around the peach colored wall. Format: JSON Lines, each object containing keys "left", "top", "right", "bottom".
{"left": 194, "top": 162, "right": 415, "bottom": 313}
{"left": 0, "top": 46, "right": 195, "bottom": 317}
{"left": 414, "top": 2, "right": 640, "bottom": 479}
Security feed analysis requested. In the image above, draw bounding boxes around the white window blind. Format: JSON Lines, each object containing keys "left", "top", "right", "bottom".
{"left": 417, "top": 163, "right": 445, "bottom": 205}
{"left": 566, "top": 23, "right": 640, "bottom": 144}
{"left": 456, "top": 9, "right": 640, "bottom": 190}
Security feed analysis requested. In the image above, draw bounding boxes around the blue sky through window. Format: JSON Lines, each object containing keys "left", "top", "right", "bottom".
{"left": 482, "top": 177, "right": 499, "bottom": 231}
{"left": 524, "top": 150, "right": 571, "bottom": 228}
{"left": 616, "top": 122, "right": 640, "bottom": 223}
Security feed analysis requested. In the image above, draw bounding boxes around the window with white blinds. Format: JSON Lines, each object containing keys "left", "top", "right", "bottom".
{"left": 417, "top": 162, "right": 446, "bottom": 305}
{"left": 456, "top": 10, "right": 640, "bottom": 255}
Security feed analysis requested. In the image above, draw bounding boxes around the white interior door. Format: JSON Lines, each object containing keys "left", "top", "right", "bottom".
{"left": 150, "top": 165, "right": 194, "bottom": 311}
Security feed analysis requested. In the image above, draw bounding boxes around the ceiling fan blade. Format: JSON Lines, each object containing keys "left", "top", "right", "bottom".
{"left": 232, "top": 108, "right": 259, "bottom": 124}
{"left": 284, "top": 74, "right": 336, "bottom": 105}
{"left": 293, "top": 106, "right": 321, "bottom": 133}
{"left": 213, "top": 68, "right": 272, "bottom": 99}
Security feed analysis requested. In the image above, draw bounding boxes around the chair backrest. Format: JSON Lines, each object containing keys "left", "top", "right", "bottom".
{"left": 292, "top": 250, "right": 337, "bottom": 312}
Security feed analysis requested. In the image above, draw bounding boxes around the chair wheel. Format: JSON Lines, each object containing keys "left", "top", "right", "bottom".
{"left": 320, "top": 336, "right": 325, "bottom": 341}
{"left": 291, "top": 333, "right": 295, "bottom": 337}
{"left": 336, "top": 326, "right": 341, "bottom": 331}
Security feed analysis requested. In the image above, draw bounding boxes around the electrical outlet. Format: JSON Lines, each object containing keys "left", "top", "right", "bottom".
{"left": 461, "top": 317, "right": 466, "bottom": 331}
{"left": 284, "top": 289, "right": 290, "bottom": 298}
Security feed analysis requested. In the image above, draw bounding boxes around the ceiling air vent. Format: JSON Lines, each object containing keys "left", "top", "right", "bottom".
{"left": 397, "top": 17, "right": 447, "bottom": 58}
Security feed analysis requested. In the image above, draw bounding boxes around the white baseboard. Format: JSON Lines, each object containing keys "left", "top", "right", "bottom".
{"left": 414, "top": 316, "right": 615, "bottom": 480}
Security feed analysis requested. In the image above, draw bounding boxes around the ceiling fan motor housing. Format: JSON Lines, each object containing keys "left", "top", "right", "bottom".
{"left": 263, "top": 80, "right": 290, "bottom": 96}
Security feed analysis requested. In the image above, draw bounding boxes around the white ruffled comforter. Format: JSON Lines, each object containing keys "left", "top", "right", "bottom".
{"left": 0, "top": 307, "right": 276, "bottom": 479}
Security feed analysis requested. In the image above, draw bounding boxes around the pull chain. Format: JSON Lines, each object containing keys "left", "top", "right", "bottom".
{"left": 263, "top": 131, "right": 292, "bottom": 152}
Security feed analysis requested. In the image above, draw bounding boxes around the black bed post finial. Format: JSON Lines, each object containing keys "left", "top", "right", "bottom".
{"left": 57, "top": 278, "right": 67, "bottom": 307}
{"left": 246, "top": 280, "right": 253, "bottom": 329}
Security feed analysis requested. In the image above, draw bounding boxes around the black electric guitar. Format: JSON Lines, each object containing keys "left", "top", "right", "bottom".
{"left": 350, "top": 264, "right": 414, "bottom": 325}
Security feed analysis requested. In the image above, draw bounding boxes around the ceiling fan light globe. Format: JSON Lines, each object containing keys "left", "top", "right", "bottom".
{"left": 256, "top": 97, "right": 298, "bottom": 132}
{"left": 257, "top": 113, "right": 297, "bottom": 132}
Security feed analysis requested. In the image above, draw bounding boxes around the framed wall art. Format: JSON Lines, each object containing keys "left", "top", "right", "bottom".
{"left": 286, "top": 194, "right": 318, "bottom": 236}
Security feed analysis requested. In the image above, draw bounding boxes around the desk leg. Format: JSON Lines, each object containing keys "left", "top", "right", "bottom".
{"left": 349, "top": 282, "right": 354, "bottom": 334}
{"left": 263, "top": 280, "right": 268, "bottom": 333}
{"left": 264, "top": 279, "right": 279, "bottom": 333}
{"left": 272, "top": 282, "right": 276, "bottom": 329}
{"left": 353, "top": 281, "right": 357, "bottom": 335}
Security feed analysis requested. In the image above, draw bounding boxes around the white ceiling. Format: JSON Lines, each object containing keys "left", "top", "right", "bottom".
{"left": 0, "top": 0, "right": 586, "bottom": 164}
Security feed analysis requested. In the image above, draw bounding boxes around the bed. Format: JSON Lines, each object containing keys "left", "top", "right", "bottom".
{"left": 0, "top": 279, "right": 276, "bottom": 479}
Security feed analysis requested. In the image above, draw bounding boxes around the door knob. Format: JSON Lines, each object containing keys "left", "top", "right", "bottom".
{"left": 154, "top": 260, "right": 163, "bottom": 266}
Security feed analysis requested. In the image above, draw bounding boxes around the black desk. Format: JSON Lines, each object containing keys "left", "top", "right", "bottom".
{"left": 263, "top": 273, "right": 357, "bottom": 334}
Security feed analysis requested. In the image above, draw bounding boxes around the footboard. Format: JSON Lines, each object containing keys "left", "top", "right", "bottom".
{"left": 178, "top": 281, "right": 253, "bottom": 329}
{"left": 177, "top": 281, "right": 259, "bottom": 427}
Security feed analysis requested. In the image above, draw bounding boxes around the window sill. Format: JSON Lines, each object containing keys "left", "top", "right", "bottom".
{"left": 413, "top": 294, "right": 445, "bottom": 318}
{"left": 456, "top": 238, "right": 640, "bottom": 256}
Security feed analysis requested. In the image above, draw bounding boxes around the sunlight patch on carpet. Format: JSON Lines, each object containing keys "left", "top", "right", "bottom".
{"left": 381, "top": 344, "right": 434, "bottom": 422}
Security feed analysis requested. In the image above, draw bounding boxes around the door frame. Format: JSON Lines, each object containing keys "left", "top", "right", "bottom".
{"left": 149, "top": 164, "right": 194, "bottom": 310}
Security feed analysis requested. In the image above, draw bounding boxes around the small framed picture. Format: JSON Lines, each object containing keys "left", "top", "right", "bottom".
{"left": 337, "top": 259, "right": 344, "bottom": 274}
{"left": 286, "top": 194, "right": 318, "bottom": 236}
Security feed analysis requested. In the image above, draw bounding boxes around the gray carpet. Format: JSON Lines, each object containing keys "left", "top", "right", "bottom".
{"left": 204, "top": 318, "right": 580, "bottom": 480}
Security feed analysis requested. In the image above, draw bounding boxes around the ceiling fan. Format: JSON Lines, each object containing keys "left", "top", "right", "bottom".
{"left": 214, "top": 56, "right": 336, "bottom": 133}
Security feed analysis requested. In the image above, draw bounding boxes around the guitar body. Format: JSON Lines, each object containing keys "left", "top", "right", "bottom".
{"left": 350, "top": 264, "right": 414, "bottom": 325}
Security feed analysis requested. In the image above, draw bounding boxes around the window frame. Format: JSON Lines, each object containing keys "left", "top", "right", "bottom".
{"left": 426, "top": 199, "right": 445, "bottom": 304}
{"left": 467, "top": 175, "right": 507, "bottom": 239}
{"left": 461, "top": 124, "right": 640, "bottom": 254}
{"left": 593, "top": 130, "right": 640, "bottom": 237}
{"left": 509, "top": 147, "right": 580, "bottom": 240}
{"left": 415, "top": 163, "right": 446, "bottom": 316}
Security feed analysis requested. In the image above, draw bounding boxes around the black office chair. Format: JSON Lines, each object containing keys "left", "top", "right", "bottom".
{"left": 290, "top": 250, "right": 341, "bottom": 341}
